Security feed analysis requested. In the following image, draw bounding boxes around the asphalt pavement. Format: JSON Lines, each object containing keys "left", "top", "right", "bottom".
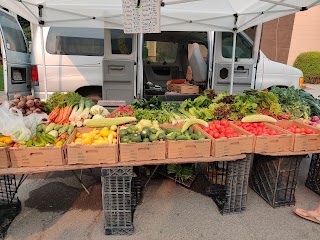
{"left": 3, "top": 155, "right": 320, "bottom": 240}
{"left": 304, "top": 84, "right": 320, "bottom": 99}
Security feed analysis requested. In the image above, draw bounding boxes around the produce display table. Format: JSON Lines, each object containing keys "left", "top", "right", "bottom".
{"left": 0, "top": 155, "right": 246, "bottom": 175}
{"left": 259, "top": 150, "right": 320, "bottom": 156}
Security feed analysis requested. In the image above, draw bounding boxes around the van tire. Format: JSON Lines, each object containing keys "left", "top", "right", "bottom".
{"left": 76, "top": 86, "right": 102, "bottom": 104}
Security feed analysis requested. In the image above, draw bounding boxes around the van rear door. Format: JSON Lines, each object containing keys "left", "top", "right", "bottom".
{"left": 212, "top": 28, "right": 259, "bottom": 94}
{"left": 0, "top": 9, "right": 31, "bottom": 99}
{"left": 102, "top": 29, "right": 137, "bottom": 106}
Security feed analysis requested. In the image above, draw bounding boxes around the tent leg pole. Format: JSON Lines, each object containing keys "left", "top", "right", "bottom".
{"left": 229, "top": 32, "right": 237, "bottom": 95}
{"left": 40, "top": 26, "right": 48, "bottom": 100}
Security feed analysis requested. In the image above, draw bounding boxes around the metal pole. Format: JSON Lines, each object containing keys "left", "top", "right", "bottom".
{"left": 229, "top": 31, "right": 237, "bottom": 94}
{"left": 39, "top": 26, "right": 48, "bottom": 100}
{"left": 136, "top": 33, "right": 144, "bottom": 99}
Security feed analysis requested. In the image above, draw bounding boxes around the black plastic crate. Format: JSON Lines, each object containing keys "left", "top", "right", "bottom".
{"left": 131, "top": 177, "right": 142, "bottom": 210}
{"left": 0, "top": 175, "right": 21, "bottom": 239}
{"left": 206, "top": 154, "right": 252, "bottom": 214}
{"left": 101, "top": 167, "right": 134, "bottom": 235}
{"left": 250, "top": 154, "right": 303, "bottom": 208}
{"left": 305, "top": 153, "right": 320, "bottom": 195}
{"left": 101, "top": 167, "right": 133, "bottom": 177}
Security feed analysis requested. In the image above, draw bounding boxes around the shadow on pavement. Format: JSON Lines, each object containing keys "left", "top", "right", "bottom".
{"left": 24, "top": 182, "right": 82, "bottom": 213}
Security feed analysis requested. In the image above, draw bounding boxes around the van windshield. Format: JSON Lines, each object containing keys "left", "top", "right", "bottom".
{"left": 0, "top": 11, "right": 27, "bottom": 53}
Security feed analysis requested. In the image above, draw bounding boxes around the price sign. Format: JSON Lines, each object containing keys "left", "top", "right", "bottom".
{"left": 122, "top": 0, "right": 161, "bottom": 33}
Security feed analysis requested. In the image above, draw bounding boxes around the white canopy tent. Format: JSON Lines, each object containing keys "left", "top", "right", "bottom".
{"left": 1, "top": 0, "right": 320, "bottom": 96}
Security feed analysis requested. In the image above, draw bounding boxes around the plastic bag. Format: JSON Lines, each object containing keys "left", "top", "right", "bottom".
{"left": 0, "top": 101, "right": 48, "bottom": 142}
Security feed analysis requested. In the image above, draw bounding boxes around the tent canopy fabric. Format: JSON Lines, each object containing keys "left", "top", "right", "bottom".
{"left": 1, "top": 0, "right": 320, "bottom": 32}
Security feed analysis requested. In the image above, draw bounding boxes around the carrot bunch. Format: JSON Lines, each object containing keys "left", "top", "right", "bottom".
{"left": 46, "top": 92, "right": 83, "bottom": 124}
{"left": 48, "top": 106, "right": 73, "bottom": 124}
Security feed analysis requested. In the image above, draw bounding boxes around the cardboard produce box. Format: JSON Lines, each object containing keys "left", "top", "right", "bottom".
{"left": 176, "top": 84, "right": 199, "bottom": 94}
{"left": 274, "top": 120, "right": 320, "bottom": 152}
{"left": 195, "top": 123, "right": 254, "bottom": 157}
{"left": 0, "top": 147, "right": 10, "bottom": 169}
{"left": 66, "top": 127, "right": 118, "bottom": 165}
{"left": 161, "top": 123, "right": 211, "bottom": 159}
{"left": 9, "top": 146, "right": 65, "bottom": 167}
{"left": 167, "top": 79, "right": 186, "bottom": 92}
{"left": 252, "top": 123, "right": 293, "bottom": 154}
{"left": 119, "top": 141, "right": 166, "bottom": 162}
{"left": 118, "top": 124, "right": 166, "bottom": 162}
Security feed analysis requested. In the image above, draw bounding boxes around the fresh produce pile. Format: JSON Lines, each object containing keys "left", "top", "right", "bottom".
{"left": 9, "top": 94, "right": 45, "bottom": 116}
{"left": 200, "top": 119, "right": 244, "bottom": 139}
{"left": 46, "top": 92, "right": 99, "bottom": 126}
{"left": 163, "top": 127, "right": 206, "bottom": 141}
{"left": 301, "top": 116, "right": 320, "bottom": 129}
{"left": 70, "top": 126, "right": 117, "bottom": 145}
{"left": 119, "top": 120, "right": 163, "bottom": 143}
{"left": 108, "top": 105, "right": 134, "bottom": 117}
{"left": 0, "top": 135, "right": 13, "bottom": 147}
{"left": 119, "top": 119, "right": 207, "bottom": 143}
{"left": 1, "top": 86, "right": 319, "bottom": 152}
{"left": 130, "top": 90, "right": 299, "bottom": 124}
{"left": 234, "top": 122, "right": 284, "bottom": 136}
{"left": 278, "top": 125, "right": 316, "bottom": 134}
{"left": 17, "top": 123, "right": 73, "bottom": 147}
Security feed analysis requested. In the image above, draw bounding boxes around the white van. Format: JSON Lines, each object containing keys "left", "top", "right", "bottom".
{"left": 0, "top": 9, "right": 304, "bottom": 103}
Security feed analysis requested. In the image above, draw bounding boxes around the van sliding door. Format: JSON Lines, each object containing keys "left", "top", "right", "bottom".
{"left": 102, "top": 29, "right": 137, "bottom": 106}
{"left": 212, "top": 27, "right": 260, "bottom": 94}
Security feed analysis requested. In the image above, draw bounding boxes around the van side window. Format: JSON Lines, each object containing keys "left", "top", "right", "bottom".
{"left": 46, "top": 27, "right": 104, "bottom": 56}
{"left": 0, "top": 11, "right": 27, "bottom": 53}
{"left": 143, "top": 41, "right": 178, "bottom": 63}
{"left": 221, "top": 32, "right": 253, "bottom": 59}
{"left": 111, "top": 30, "right": 133, "bottom": 54}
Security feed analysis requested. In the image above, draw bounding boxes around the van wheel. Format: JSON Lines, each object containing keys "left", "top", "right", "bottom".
{"left": 85, "top": 94, "right": 101, "bottom": 104}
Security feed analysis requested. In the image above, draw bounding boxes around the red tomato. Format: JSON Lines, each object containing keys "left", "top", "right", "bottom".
{"left": 233, "top": 121, "right": 241, "bottom": 126}
{"left": 203, "top": 127, "right": 210, "bottom": 132}
{"left": 213, "top": 132, "right": 220, "bottom": 139}
{"left": 213, "top": 120, "right": 220, "bottom": 125}
{"left": 305, "top": 128, "right": 314, "bottom": 134}
{"left": 209, "top": 130, "right": 214, "bottom": 136}
{"left": 225, "top": 127, "right": 234, "bottom": 134}
{"left": 220, "top": 119, "right": 229, "bottom": 126}
{"left": 219, "top": 133, "right": 226, "bottom": 138}
{"left": 300, "top": 128, "right": 306, "bottom": 133}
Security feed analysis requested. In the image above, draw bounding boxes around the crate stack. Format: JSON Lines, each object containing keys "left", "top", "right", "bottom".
{"left": 250, "top": 154, "right": 303, "bottom": 207}
{"left": 206, "top": 154, "right": 252, "bottom": 214}
{"left": 101, "top": 167, "right": 134, "bottom": 235}
{"left": 0, "top": 175, "right": 21, "bottom": 239}
{"left": 305, "top": 154, "right": 320, "bottom": 195}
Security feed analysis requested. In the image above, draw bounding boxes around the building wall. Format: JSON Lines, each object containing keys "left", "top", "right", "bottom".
{"left": 260, "top": 14, "right": 295, "bottom": 64}
{"left": 287, "top": 5, "right": 320, "bottom": 66}
{"left": 260, "top": 6, "right": 320, "bottom": 66}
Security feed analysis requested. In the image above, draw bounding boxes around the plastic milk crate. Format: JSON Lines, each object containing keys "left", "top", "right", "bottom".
{"left": 101, "top": 167, "right": 135, "bottom": 235}
{"left": 0, "top": 175, "right": 21, "bottom": 239}
{"left": 305, "top": 154, "right": 320, "bottom": 196}
{"left": 250, "top": 154, "right": 303, "bottom": 208}
{"left": 206, "top": 154, "right": 252, "bottom": 214}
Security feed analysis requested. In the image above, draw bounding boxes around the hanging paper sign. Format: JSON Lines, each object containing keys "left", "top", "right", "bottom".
{"left": 122, "top": 0, "right": 161, "bottom": 33}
